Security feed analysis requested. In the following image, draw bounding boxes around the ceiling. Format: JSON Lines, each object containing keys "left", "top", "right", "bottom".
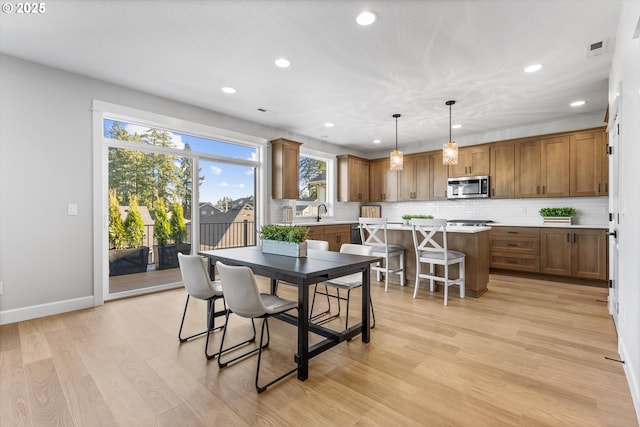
{"left": 0, "top": 0, "right": 621, "bottom": 152}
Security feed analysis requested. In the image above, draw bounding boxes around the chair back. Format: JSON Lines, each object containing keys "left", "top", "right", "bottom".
{"left": 359, "top": 217, "right": 390, "bottom": 249}
{"left": 178, "top": 253, "right": 221, "bottom": 299}
{"left": 410, "top": 218, "right": 449, "bottom": 259}
{"left": 216, "top": 262, "right": 268, "bottom": 318}
{"left": 339, "top": 243, "right": 373, "bottom": 256}
{"left": 306, "top": 239, "right": 329, "bottom": 251}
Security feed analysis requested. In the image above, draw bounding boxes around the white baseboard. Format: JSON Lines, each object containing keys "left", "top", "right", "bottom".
{"left": 619, "top": 338, "right": 640, "bottom": 424}
{"left": 0, "top": 296, "right": 95, "bottom": 325}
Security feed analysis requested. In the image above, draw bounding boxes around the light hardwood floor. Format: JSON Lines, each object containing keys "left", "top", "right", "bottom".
{"left": 1, "top": 274, "right": 637, "bottom": 426}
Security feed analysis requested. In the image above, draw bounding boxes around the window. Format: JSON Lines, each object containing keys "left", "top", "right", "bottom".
{"left": 296, "top": 154, "right": 333, "bottom": 218}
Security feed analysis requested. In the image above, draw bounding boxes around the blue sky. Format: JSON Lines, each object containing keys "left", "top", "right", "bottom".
{"left": 104, "top": 119, "right": 256, "bottom": 204}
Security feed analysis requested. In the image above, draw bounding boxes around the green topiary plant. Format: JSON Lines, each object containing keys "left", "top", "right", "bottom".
{"left": 260, "top": 224, "right": 309, "bottom": 243}
{"left": 124, "top": 197, "right": 145, "bottom": 248}
{"left": 402, "top": 214, "right": 434, "bottom": 220}
{"left": 108, "top": 188, "right": 125, "bottom": 249}
{"left": 539, "top": 207, "right": 577, "bottom": 217}
{"left": 153, "top": 197, "right": 171, "bottom": 246}
{"left": 170, "top": 203, "right": 187, "bottom": 244}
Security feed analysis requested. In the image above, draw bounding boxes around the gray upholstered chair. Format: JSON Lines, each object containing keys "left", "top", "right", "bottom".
{"left": 177, "top": 253, "right": 225, "bottom": 359}
{"left": 310, "top": 243, "right": 376, "bottom": 329}
{"left": 410, "top": 218, "right": 465, "bottom": 305}
{"left": 359, "top": 217, "right": 405, "bottom": 291}
{"left": 216, "top": 261, "right": 298, "bottom": 393}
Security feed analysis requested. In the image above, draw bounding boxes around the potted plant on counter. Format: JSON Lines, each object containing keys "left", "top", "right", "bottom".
{"left": 260, "top": 224, "right": 310, "bottom": 257}
{"left": 402, "top": 214, "right": 434, "bottom": 225}
{"left": 539, "top": 207, "right": 577, "bottom": 224}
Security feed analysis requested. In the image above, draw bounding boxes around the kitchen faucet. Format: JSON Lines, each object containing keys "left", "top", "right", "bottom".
{"left": 317, "top": 204, "right": 327, "bottom": 222}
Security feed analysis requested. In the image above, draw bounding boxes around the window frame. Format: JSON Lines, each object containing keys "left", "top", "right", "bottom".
{"left": 296, "top": 148, "right": 335, "bottom": 218}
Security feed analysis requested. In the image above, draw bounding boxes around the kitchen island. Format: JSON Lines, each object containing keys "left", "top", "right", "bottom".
{"left": 383, "top": 224, "right": 491, "bottom": 298}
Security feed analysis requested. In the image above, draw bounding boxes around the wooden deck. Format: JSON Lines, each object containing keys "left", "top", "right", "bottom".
{"left": 109, "top": 267, "right": 183, "bottom": 294}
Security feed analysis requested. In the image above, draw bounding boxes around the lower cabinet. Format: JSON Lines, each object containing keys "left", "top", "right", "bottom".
{"left": 307, "top": 224, "right": 351, "bottom": 252}
{"left": 540, "top": 228, "right": 607, "bottom": 280}
{"left": 491, "top": 226, "right": 607, "bottom": 281}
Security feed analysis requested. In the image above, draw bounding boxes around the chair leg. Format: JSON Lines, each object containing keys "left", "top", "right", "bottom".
{"left": 311, "top": 286, "right": 341, "bottom": 325}
{"left": 179, "top": 295, "right": 224, "bottom": 344}
{"left": 217, "top": 310, "right": 261, "bottom": 364}
{"left": 429, "top": 264, "right": 435, "bottom": 292}
{"left": 414, "top": 259, "right": 420, "bottom": 298}
{"left": 459, "top": 259, "right": 466, "bottom": 299}
{"left": 255, "top": 312, "right": 299, "bottom": 393}
{"left": 384, "top": 255, "right": 390, "bottom": 292}
{"left": 370, "top": 295, "right": 376, "bottom": 329}
{"left": 310, "top": 284, "right": 332, "bottom": 321}
{"left": 399, "top": 252, "right": 405, "bottom": 286}
{"left": 444, "top": 264, "right": 449, "bottom": 306}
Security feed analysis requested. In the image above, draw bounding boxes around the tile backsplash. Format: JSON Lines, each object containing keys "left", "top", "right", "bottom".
{"left": 270, "top": 197, "right": 608, "bottom": 226}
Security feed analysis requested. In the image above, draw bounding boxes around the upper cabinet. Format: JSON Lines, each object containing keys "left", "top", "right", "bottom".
{"left": 430, "top": 151, "right": 449, "bottom": 200}
{"left": 337, "top": 154, "right": 370, "bottom": 202}
{"left": 398, "top": 153, "right": 430, "bottom": 201}
{"left": 369, "top": 158, "right": 397, "bottom": 202}
{"left": 514, "top": 136, "right": 570, "bottom": 198}
{"left": 449, "top": 145, "right": 490, "bottom": 177}
{"left": 271, "top": 138, "right": 301, "bottom": 199}
{"left": 570, "top": 130, "right": 608, "bottom": 197}
{"left": 489, "top": 142, "right": 515, "bottom": 198}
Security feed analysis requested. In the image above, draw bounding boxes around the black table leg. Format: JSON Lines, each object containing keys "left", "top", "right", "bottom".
{"left": 298, "top": 281, "right": 309, "bottom": 380}
{"left": 362, "top": 266, "right": 371, "bottom": 343}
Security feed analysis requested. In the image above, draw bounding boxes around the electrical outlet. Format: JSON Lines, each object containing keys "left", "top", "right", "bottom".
{"left": 68, "top": 203, "right": 78, "bottom": 216}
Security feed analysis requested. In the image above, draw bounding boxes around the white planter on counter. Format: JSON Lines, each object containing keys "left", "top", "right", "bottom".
{"left": 262, "top": 240, "right": 307, "bottom": 257}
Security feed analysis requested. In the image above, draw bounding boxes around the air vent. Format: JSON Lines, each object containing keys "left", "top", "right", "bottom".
{"left": 587, "top": 39, "right": 608, "bottom": 57}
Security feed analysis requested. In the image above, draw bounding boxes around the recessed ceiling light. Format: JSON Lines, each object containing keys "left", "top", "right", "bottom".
{"left": 221, "top": 87, "right": 237, "bottom": 94}
{"left": 373, "top": 139, "right": 381, "bottom": 144}
{"left": 570, "top": 100, "right": 586, "bottom": 107}
{"left": 356, "top": 11, "right": 377, "bottom": 26}
{"left": 524, "top": 64, "right": 542, "bottom": 73}
{"left": 324, "top": 122, "right": 334, "bottom": 127}
{"left": 275, "top": 58, "right": 290, "bottom": 68}
{"left": 452, "top": 124, "right": 462, "bottom": 129}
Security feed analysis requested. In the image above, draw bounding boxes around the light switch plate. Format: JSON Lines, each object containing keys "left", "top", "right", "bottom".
{"left": 68, "top": 204, "right": 78, "bottom": 216}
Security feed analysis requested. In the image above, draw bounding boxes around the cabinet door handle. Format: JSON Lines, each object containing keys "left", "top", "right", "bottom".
{"left": 507, "top": 231, "right": 518, "bottom": 234}
{"left": 537, "top": 186, "right": 540, "bottom": 194}
{"left": 492, "top": 188, "right": 495, "bottom": 196}
{"left": 598, "top": 183, "right": 601, "bottom": 193}
{"left": 605, "top": 183, "right": 608, "bottom": 193}
{"left": 468, "top": 166, "right": 472, "bottom": 174}
{"left": 573, "top": 233, "right": 576, "bottom": 243}
{"left": 566, "top": 233, "right": 570, "bottom": 242}
{"left": 507, "top": 243, "right": 518, "bottom": 247}
{"left": 542, "top": 186, "right": 546, "bottom": 194}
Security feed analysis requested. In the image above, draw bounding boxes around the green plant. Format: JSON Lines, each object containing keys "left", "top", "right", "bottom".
{"left": 539, "top": 207, "right": 577, "bottom": 217}
{"left": 123, "top": 197, "right": 145, "bottom": 248}
{"left": 260, "top": 224, "right": 309, "bottom": 243}
{"left": 170, "top": 203, "right": 187, "bottom": 244}
{"left": 153, "top": 197, "right": 171, "bottom": 246}
{"left": 402, "top": 214, "right": 434, "bottom": 220}
{"left": 108, "top": 188, "right": 126, "bottom": 249}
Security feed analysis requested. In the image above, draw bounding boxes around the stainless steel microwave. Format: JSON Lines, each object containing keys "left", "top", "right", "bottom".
{"left": 447, "top": 176, "right": 490, "bottom": 199}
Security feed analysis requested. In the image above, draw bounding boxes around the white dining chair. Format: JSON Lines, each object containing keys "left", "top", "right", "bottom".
{"left": 410, "top": 218, "right": 465, "bottom": 305}
{"left": 177, "top": 253, "right": 226, "bottom": 359}
{"left": 310, "top": 243, "right": 376, "bottom": 329}
{"left": 216, "top": 261, "right": 299, "bottom": 393}
{"left": 359, "top": 217, "right": 405, "bottom": 291}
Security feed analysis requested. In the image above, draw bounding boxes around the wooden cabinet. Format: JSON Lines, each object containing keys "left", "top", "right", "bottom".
{"left": 306, "top": 224, "right": 350, "bottom": 252}
{"left": 489, "top": 142, "right": 515, "bottom": 198}
{"left": 430, "top": 151, "right": 449, "bottom": 200}
{"left": 540, "top": 228, "right": 607, "bottom": 280}
{"left": 570, "top": 130, "right": 608, "bottom": 196}
{"left": 490, "top": 227, "right": 540, "bottom": 272}
{"left": 271, "top": 138, "right": 301, "bottom": 199}
{"left": 369, "top": 158, "right": 397, "bottom": 202}
{"left": 514, "top": 136, "right": 570, "bottom": 198}
{"left": 337, "top": 155, "right": 369, "bottom": 202}
{"left": 398, "top": 153, "right": 430, "bottom": 201}
{"left": 449, "top": 145, "right": 490, "bottom": 177}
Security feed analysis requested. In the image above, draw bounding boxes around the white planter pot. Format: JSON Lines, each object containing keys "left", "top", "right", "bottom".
{"left": 543, "top": 216, "right": 573, "bottom": 224}
{"left": 262, "top": 240, "right": 307, "bottom": 257}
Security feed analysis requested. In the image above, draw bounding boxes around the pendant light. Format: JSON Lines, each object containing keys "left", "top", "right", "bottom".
{"left": 442, "top": 100, "right": 459, "bottom": 165}
{"left": 390, "top": 113, "right": 403, "bottom": 171}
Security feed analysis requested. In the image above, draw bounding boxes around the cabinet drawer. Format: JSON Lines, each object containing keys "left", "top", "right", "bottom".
{"left": 491, "top": 252, "right": 540, "bottom": 272}
{"left": 490, "top": 226, "right": 540, "bottom": 237}
{"left": 490, "top": 236, "right": 539, "bottom": 254}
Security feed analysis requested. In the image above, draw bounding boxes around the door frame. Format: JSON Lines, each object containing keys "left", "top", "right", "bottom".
{"left": 607, "top": 89, "right": 621, "bottom": 327}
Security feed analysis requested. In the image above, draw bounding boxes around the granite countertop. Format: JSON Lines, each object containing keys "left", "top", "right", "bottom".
{"left": 491, "top": 222, "right": 608, "bottom": 229}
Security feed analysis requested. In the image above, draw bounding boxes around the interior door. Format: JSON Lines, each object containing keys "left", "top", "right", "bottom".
{"left": 608, "top": 98, "right": 621, "bottom": 327}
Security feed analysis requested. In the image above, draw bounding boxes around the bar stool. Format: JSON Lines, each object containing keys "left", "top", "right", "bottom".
{"left": 359, "top": 217, "right": 405, "bottom": 292}
{"left": 410, "top": 218, "right": 465, "bottom": 305}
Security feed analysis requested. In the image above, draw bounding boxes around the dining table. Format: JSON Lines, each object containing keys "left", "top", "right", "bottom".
{"left": 199, "top": 246, "right": 382, "bottom": 381}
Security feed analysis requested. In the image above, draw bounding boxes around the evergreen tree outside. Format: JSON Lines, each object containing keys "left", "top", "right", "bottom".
{"left": 108, "top": 188, "right": 125, "bottom": 249}
{"left": 153, "top": 197, "right": 171, "bottom": 246}
{"left": 170, "top": 203, "right": 187, "bottom": 244}
{"left": 123, "top": 197, "right": 145, "bottom": 248}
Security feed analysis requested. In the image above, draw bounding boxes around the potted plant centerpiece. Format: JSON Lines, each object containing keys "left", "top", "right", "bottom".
{"left": 156, "top": 202, "right": 191, "bottom": 269}
{"left": 539, "top": 207, "right": 577, "bottom": 224}
{"left": 260, "top": 224, "right": 310, "bottom": 257}
{"left": 108, "top": 190, "right": 150, "bottom": 276}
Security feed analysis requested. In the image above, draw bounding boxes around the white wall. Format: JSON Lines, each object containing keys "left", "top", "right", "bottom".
{"left": 609, "top": 0, "right": 640, "bottom": 421}
{"left": 0, "top": 54, "right": 349, "bottom": 322}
